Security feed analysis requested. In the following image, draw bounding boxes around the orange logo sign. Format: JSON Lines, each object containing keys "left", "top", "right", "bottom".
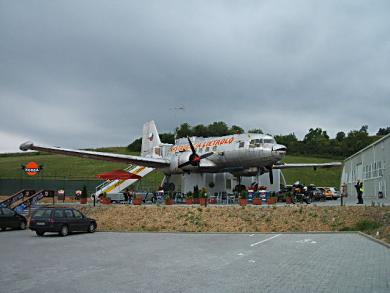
{"left": 24, "top": 162, "right": 41, "bottom": 176}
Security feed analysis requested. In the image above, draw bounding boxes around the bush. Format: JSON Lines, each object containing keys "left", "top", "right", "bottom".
{"left": 354, "top": 219, "right": 381, "bottom": 231}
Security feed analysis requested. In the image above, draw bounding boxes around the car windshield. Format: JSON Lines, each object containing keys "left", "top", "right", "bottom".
{"left": 32, "top": 209, "right": 52, "bottom": 218}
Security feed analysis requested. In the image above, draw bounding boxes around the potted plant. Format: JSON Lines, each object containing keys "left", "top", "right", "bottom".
{"left": 267, "top": 192, "right": 277, "bottom": 204}
{"left": 165, "top": 192, "right": 174, "bottom": 205}
{"left": 99, "top": 192, "right": 111, "bottom": 205}
{"left": 80, "top": 185, "right": 88, "bottom": 204}
{"left": 285, "top": 192, "right": 293, "bottom": 204}
{"left": 252, "top": 192, "right": 262, "bottom": 205}
{"left": 199, "top": 187, "right": 208, "bottom": 206}
{"left": 132, "top": 194, "right": 142, "bottom": 205}
{"left": 185, "top": 192, "right": 193, "bottom": 205}
{"left": 239, "top": 190, "right": 248, "bottom": 206}
{"left": 193, "top": 186, "right": 200, "bottom": 204}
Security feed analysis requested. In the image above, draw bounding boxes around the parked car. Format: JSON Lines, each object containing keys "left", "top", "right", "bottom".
{"left": 0, "top": 207, "right": 27, "bottom": 231}
{"left": 328, "top": 187, "right": 340, "bottom": 200}
{"left": 307, "top": 185, "right": 325, "bottom": 201}
{"left": 30, "top": 207, "right": 97, "bottom": 237}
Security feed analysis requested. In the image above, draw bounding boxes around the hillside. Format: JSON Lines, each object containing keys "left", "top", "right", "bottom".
{"left": 0, "top": 148, "right": 342, "bottom": 187}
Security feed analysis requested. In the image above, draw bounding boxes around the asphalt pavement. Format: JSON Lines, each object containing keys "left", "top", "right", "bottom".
{"left": 0, "top": 231, "right": 388, "bottom": 293}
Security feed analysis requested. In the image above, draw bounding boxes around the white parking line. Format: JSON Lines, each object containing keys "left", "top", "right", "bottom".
{"left": 250, "top": 234, "right": 281, "bottom": 247}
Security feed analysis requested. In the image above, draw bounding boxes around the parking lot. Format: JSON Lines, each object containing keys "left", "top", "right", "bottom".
{"left": 0, "top": 231, "right": 388, "bottom": 293}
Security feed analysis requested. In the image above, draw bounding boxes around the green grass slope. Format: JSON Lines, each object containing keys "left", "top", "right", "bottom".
{"left": 0, "top": 149, "right": 342, "bottom": 187}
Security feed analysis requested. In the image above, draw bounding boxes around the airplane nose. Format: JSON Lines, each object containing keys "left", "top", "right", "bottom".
{"left": 272, "top": 144, "right": 287, "bottom": 154}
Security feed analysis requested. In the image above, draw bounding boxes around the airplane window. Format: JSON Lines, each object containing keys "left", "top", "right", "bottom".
{"left": 212, "top": 146, "right": 217, "bottom": 151}
{"left": 250, "top": 139, "right": 261, "bottom": 147}
{"left": 205, "top": 147, "right": 210, "bottom": 152}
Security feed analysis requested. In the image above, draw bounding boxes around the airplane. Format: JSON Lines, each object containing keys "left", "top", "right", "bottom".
{"left": 19, "top": 121, "right": 342, "bottom": 186}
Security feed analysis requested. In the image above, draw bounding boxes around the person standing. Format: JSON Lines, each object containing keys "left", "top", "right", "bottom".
{"left": 355, "top": 180, "right": 364, "bottom": 204}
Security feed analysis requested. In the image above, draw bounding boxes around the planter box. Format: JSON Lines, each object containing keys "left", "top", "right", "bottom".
{"left": 186, "top": 199, "right": 193, "bottom": 205}
{"left": 239, "top": 199, "right": 247, "bottom": 206}
{"left": 252, "top": 198, "right": 262, "bottom": 205}
{"left": 100, "top": 198, "right": 111, "bottom": 205}
{"left": 133, "top": 198, "right": 142, "bottom": 205}
{"left": 80, "top": 197, "right": 88, "bottom": 204}
{"left": 199, "top": 198, "right": 207, "bottom": 206}
{"left": 208, "top": 198, "right": 217, "bottom": 204}
{"left": 165, "top": 199, "right": 174, "bottom": 205}
{"left": 285, "top": 197, "right": 293, "bottom": 204}
{"left": 193, "top": 198, "right": 200, "bottom": 204}
{"left": 267, "top": 197, "right": 277, "bottom": 205}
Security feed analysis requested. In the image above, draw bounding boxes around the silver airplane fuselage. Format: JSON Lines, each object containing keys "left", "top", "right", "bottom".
{"left": 155, "top": 133, "right": 287, "bottom": 176}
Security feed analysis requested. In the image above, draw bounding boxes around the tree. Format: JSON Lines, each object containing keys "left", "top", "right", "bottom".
{"left": 207, "top": 121, "right": 229, "bottom": 137}
{"left": 360, "top": 125, "right": 368, "bottom": 134}
{"left": 159, "top": 133, "right": 175, "bottom": 144}
{"left": 229, "top": 125, "right": 244, "bottom": 134}
{"left": 304, "top": 128, "right": 330, "bottom": 143}
{"left": 248, "top": 128, "right": 263, "bottom": 134}
{"left": 336, "top": 131, "right": 346, "bottom": 142}
{"left": 175, "top": 123, "right": 192, "bottom": 138}
{"left": 127, "top": 138, "right": 142, "bottom": 152}
{"left": 192, "top": 124, "right": 209, "bottom": 137}
{"left": 377, "top": 127, "right": 390, "bottom": 136}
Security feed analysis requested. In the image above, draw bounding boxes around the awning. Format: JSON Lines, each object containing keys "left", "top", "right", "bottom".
{"left": 96, "top": 170, "right": 142, "bottom": 180}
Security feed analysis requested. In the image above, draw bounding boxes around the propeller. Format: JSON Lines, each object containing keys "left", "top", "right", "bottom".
{"left": 178, "top": 137, "right": 214, "bottom": 168}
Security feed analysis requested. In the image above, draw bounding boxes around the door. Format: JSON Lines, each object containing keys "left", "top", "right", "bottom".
{"left": 1, "top": 208, "right": 18, "bottom": 228}
{"left": 72, "top": 209, "right": 88, "bottom": 231}
{"left": 64, "top": 209, "right": 77, "bottom": 232}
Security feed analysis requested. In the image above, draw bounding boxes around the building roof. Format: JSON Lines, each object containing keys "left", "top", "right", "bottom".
{"left": 344, "top": 133, "right": 390, "bottom": 161}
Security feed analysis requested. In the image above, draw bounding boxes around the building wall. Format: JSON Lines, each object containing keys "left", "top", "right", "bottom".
{"left": 170, "top": 170, "right": 281, "bottom": 194}
{"left": 341, "top": 135, "right": 389, "bottom": 198}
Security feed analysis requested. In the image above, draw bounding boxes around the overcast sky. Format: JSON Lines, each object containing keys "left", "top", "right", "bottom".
{"left": 1, "top": 1, "right": 389, "bottom": 153}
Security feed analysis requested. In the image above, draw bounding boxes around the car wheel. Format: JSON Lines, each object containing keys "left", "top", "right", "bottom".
{"left": 36, "top": 231, "right": 44, "bottom": 237}
{"left": 59, "top": 225, "right": 69, "bottom": 237}
{"left": 88, "top": 223, "right": 96, "bottom": 233}
{"left": 19, "top": 221, "right": 27, "bottom": 230}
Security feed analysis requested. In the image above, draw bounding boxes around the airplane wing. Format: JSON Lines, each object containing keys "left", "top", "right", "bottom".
{"left": 273, "top": 162, "right": 342, "bottom": 169}
{"left": 19, "top": 141, "right": 170, "bottom": 168}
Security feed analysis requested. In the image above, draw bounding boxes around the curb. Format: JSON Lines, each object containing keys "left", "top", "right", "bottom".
{"left": 358, "top": 231, "right": 390, "bottom": 248}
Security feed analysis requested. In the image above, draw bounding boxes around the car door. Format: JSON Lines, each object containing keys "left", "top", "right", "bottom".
{"left": 1, "top": 208, "right": 17, "bottom": 228}
{"left": 64, "top": 209, "right": 77, "bottom": 232}
{"left": 72, "top": 209, "right": 88, "bottom": 231}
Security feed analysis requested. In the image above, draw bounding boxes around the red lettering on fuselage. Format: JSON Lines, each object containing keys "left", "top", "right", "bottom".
{"left": 170, "top": 137, "right": 235, "bottom": 153}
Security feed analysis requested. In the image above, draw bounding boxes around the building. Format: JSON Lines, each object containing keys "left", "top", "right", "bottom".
{"left": 169, "top": 170, "right": 281, "bottom": 194}
{"left": 341, "top": 134, "right": 389, "bottom": 199}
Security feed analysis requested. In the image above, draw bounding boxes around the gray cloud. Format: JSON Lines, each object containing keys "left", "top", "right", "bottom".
{"left": 1, "top": 0, "right": 389, "bottom": 152}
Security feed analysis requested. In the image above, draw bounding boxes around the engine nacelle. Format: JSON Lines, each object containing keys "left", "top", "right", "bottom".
{"left": 169, "top": 153, "right": 193, "bottom": 173}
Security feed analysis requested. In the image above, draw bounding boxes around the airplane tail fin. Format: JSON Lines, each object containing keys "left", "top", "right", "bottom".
{"left": 141, "top": 121, "right": 162, "bottom": 157}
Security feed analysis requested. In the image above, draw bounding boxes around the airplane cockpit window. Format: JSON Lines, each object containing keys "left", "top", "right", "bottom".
{"left": 263, "top": 139, "right": 275, "bottom": 144}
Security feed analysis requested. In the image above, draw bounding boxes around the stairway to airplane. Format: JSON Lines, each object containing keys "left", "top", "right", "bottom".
{"left": 0, "top": 189, "right": 36, "bottom": 208}
{"left": 11, "top": 190, "right": 47, "bottom": 213}
{"left": 94, "top": 165, "right": 154, "bottom": 197}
